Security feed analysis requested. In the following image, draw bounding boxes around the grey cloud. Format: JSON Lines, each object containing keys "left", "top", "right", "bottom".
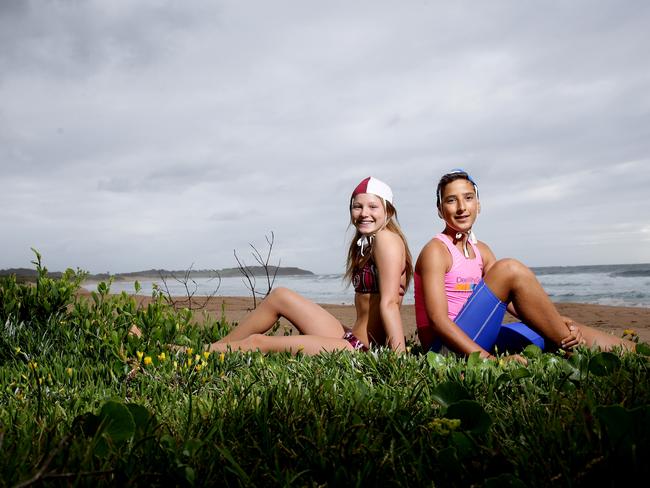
{"left": 97, "top": 177, "right": 134, "bottom": 193}
{"left": 209, "top": 209, "right": 252, "bottom": 223}
{"left": 0, "top": 0, "right": 215, "bottom": 80}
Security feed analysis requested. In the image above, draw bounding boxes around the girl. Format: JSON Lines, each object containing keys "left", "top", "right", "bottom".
{"left": 414, "top": 169, "right": 635, "bottom": 360}
{"left": 206, "top": 176, "right": 413, "bottom": 354}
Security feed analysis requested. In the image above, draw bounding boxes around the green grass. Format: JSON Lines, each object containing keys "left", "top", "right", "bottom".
{"left": 1, "top": 253, "right": 649, "bottom": 487}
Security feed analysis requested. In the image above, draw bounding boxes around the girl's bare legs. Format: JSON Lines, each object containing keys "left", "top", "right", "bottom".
{"left": 209, "top": 334, "right": 353, "bottom": 355}
{"left": 570, "top": 323, "right": 635, "bottom": 351}
{"left": 484, "top": 259, "right": 635, "bottom": 352}
{"left": 212, "top": 287, "right": 353, "bottom": 354}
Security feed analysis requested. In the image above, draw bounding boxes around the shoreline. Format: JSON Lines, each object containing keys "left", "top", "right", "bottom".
{"left": 85, "top": 291, "right": 650, "bottom": 345}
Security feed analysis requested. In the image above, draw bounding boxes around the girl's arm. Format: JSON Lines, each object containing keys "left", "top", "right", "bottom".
{"left": 419, "top": 239, "right": 494, "bottom": 359}
{"left": 373, "top": 230, "right": 407, "bottom": 352}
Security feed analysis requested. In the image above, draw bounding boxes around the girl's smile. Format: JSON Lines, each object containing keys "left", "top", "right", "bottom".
{"left": 351, "top": 193, "right": 386, "bottom": 235}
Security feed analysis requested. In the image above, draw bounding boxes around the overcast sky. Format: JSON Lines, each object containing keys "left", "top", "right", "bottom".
{"left": 1, "top": 0, "right": 649, "bottom": 275}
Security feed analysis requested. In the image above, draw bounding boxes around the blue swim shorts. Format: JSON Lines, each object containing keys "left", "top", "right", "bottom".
{"left": 429, "top": 280, "right": 545, "bottom": 353}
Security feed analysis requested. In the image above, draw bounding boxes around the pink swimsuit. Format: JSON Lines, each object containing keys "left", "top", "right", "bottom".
{"left": 415, "top": 233, "right": 546, "bottom": 353}
{"left": 415, "top": 233, "right": 483, "bottom": 328}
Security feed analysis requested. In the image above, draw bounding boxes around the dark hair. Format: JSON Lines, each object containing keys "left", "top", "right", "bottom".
{"left": 436, "top": 169, "right": 479, "bottom": 209}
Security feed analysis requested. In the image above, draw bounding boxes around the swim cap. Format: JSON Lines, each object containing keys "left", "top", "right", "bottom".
{"left": 436, "top": 168, "right": 479, "bottom": 208}
{"left": 351, "top": 176, "right": 393, "bottom": 204}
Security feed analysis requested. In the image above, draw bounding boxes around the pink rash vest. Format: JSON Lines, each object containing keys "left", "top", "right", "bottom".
{"left": 415, "top": 233, "right": 484, "bottom": 327}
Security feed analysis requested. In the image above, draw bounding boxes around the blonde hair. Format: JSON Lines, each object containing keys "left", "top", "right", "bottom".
{"left": 344, "top": 200, "right": 413, "bottom": 290}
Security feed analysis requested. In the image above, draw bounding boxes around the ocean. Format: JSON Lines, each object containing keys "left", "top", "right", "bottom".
{"left": 85, "top": 263, "right": 650, "bottom": 308}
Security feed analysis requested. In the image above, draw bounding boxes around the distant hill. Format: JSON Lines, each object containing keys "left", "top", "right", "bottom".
{"left": 114, "top": 266, "right": 313, "bottom": 279}
{"left": 0, "top": 268, "right": 68, "bottom": 280}
{"left": 0, "top": 266, "right": 314, "bottom": 282}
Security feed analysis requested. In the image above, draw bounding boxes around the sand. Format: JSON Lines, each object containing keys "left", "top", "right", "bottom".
{"left": 121, "top": 293, "right": 650, "bottom": 345}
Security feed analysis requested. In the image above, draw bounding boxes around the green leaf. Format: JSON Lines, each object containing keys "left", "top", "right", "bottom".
{"left": 595, "top": 405, "right": 633, "bottom": 445}
{"left": 426, "top": 351, "right": 446, "bottom": 369}
{"left": 183, "top": 438, "right": 203, "bottom": 457}
{"left": 450, "top": 431, "right": 474, "bottom": 459}
{"left": 99, "top": 400, "right": 135, "bottom": 443}
{"left": 467, "top": 351, "right": 482, "bottom": 368}
{"left": 431, "top": 381, "right": 471, "bottom": 408}
{"left": 510, "top": 367, "right": 531, "bottom": 380}
{"left": 635, "top": 342, "right": 650, "bottom": 356}
{"left": 445, "top": 400, "right": 492, "bottom": 435}
{"left": 97, "top": 282, "right": 108, "bottom": 295}
{"left": 589, "top": 352, "right": 621, "bottom": 376}
{"left": 184, "top": 466, "right": 196, "bottom": 485}
{"left": 126, "top": 403, "right": 154, "bottom": 435}
{"left": 522, "top": 344, "right": 542, "bottom": 359}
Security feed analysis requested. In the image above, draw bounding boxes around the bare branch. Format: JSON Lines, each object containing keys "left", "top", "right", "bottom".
{"left": 234, "top": 231, "right": 281, "bottom": 308}
{"left": 158, "top": 264, "right": 221, "bottom": 311}
{"left": 234, "top": 249, "right": 257, "bottom": 309}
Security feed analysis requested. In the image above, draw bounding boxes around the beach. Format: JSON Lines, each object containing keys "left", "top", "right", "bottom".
{"left": 124, "top": 294, "right": 650, "bottom": 345}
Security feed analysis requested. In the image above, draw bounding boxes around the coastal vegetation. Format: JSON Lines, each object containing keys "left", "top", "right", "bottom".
{"left": 1, "top": 253, "right": 649, "bottom": 486}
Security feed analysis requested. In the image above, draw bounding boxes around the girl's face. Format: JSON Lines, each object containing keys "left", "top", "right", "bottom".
{"left": 351, "top": 193, "right": 386, "bottom": 236}
{"left": 439, "top": 179, "right": 480, "bottom": 232}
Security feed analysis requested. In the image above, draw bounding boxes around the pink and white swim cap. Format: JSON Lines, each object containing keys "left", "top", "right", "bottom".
{"left": 351, "top": 176, "right": 393, "bottom": 204}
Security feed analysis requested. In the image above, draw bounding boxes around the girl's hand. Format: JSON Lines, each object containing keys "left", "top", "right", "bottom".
{"left": 482, "top": 351, "right": 528, "bottom": 366}
{"left": 503, "top": 354, "right": 528, "bottom": 366}
{"left": 487, "top": 353, "right": 528, "bottom": 366}
{"left": 560, "top": 316, "right": 585, "bottom": 350}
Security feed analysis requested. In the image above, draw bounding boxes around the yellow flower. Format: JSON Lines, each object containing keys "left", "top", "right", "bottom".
{"left": 187, "top": 358, "right": 193, "bottom": 367}
{"left": 203, "top": 351, "right": 210, "bottom": 360}
{"left": 173, "top": 360, "right": 178, "bottom": 370}
{"left": 136, "top": 351, "right": 144, "bottom": 361}
{"left": 28, "top": 361, "right": 37, "bottom": 371}
{"left": 429, "top": 417, "right": 461, "bottom": 435}
{"left": 187, "top": 348, "right": 193, "bottom": 356}
{"left": 195, "top": 354, "right": 201, "bottom": 363}
{"left": 144, "top": 356, "right": 152, "bottom": 366}
{"left": 219, "top": 352, "right": 225, "bottom": 363}
{"left": 623, "top": 328, "right": 637, "bottom": 336}
{"left": 66, "top": 367, "right": 73, "bottom": 377}
{"left": 195, "top": 364, "right": 202, "bottom": 372}
{"left": 158, "top": 352, "right": 166, "bottom": 362}
{"left": 15, "top": 347, "right": 21, "bottom": 353}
